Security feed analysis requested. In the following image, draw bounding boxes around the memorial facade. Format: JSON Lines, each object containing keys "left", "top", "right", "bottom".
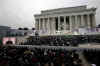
{"left": 34, "top": 5, "right": 97, "bottom": 35}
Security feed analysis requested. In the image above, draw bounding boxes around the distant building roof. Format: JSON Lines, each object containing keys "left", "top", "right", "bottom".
{"left": 0, "top": 26, "right": 11, "bottom": 30}
{"left": 34, "top": 5, "right": 96, "bottom": 17}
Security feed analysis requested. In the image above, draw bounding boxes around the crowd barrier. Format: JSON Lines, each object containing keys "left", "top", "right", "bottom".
{"left": 7, "top": 45, "right": 100, "bottom": 51}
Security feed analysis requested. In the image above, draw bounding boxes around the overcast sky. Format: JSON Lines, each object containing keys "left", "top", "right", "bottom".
{"left": 0, "top": 0, "right": 99, "bottom": 28}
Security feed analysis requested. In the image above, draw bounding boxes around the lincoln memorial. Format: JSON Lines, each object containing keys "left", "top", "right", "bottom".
{"left": 34, "top": 5, "right": 97, "bottom": 35}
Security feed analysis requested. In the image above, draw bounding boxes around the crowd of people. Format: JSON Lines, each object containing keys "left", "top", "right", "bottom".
{"left": 83, "top": 50, "right": 100, "bottom": 66}
{"left": 0, "top": 45, "right": 100, "bottom": 66}
{"left": 22, "top": 35, "right": 100, "bottom": 46}
{"left": 0, "top": 46, "right": 83, "bottom": 66}
{"left": 23, "top": 36, "right": 80, "bottom": 46}
{"left": 1, "top": 35, "right": 100, "bottom": 66}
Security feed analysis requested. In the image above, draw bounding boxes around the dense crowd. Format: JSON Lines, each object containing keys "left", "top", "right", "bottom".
{"left": 83, "top": 50, "right": 100, "bottom": 66}
{"left": 1, "top": 35, "right": 100, "bottom": 66}
{"left": 23, "top": 36, "right": 80, "bottom": 46}
{"left": 23, "top": 35, "right": 100, "bottom": 46}
{"left": 0, "top": 46, "right": 83, "bottom": 66}
{"left": 0, "top": 45, "right": 100, "bottom": 66}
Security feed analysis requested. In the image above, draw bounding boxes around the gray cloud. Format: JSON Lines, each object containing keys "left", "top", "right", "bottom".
{"left": 0, "top": 0, "right": 99, "bottom": 28}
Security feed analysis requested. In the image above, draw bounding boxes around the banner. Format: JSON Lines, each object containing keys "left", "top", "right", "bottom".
{"left": 78, "top": 28, "right": 87, "bottom": 35}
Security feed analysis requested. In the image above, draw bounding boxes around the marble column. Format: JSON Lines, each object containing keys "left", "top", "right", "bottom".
{"left": 69, "top": 16, "right": 72, "bottom": 31}
{"left": 87, "top": 14, "right": 91, "bottom": 28}
{"left": 35, "top": 19, "right": 38, "bottom": 30}
{"left": 45, "top": 18, "right": 47, "bottom": 31}
{"left": 44, "top": 18, "right": 46, "bottom": 31}
{"left": 49, "top": 18, "right": 52, "bottom": 35}
{"left": 40, "top": 18, "right": 43, "bottom": 30}
{"left": 92, "top": 14, "right": 96, "bottom": 28}
{"left": 81, "top": 15, "right": 85, "bottom": 28}
{"left": 52, "top": 17, "right": 56, "bottom": 34}
{"left": 43, "top": 18, "right": 45, "bottom": 31}
{"left": 58, "top": 16, "right": 61, "bottom": 31}
{"left": 75, "top": 15, "right": 78, "bottom": 29}
{"left": 51, "top": 18, "right": 54, "bottom": 35}
{"left": 64, "top": 16, "right": 66, "bottom": 30}
{"left": 38, "top": 20, "right": 39, "bottom": 30}
{"left": 47, "top": 18, "right": 50, "bottom": 35}
{"left": 44, "top": 18, "right": 46, "bottom": 34}
{"left": 39, "top": 19, "right": 41, "bottom": 30}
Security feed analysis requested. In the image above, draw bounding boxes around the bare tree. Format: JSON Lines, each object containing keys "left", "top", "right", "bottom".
{"left": 24, "top": 28, "right": 28, "bottom": 30}
{"left": 32, "top": 28, "right": 35, "bottom": 30}
{"left": 18, "top": 28, "right": 23, "bottom": 30}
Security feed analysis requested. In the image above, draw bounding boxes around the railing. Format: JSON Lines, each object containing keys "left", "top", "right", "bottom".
{"left": 6, "top": 45, "right": 100, "bottom": 51}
